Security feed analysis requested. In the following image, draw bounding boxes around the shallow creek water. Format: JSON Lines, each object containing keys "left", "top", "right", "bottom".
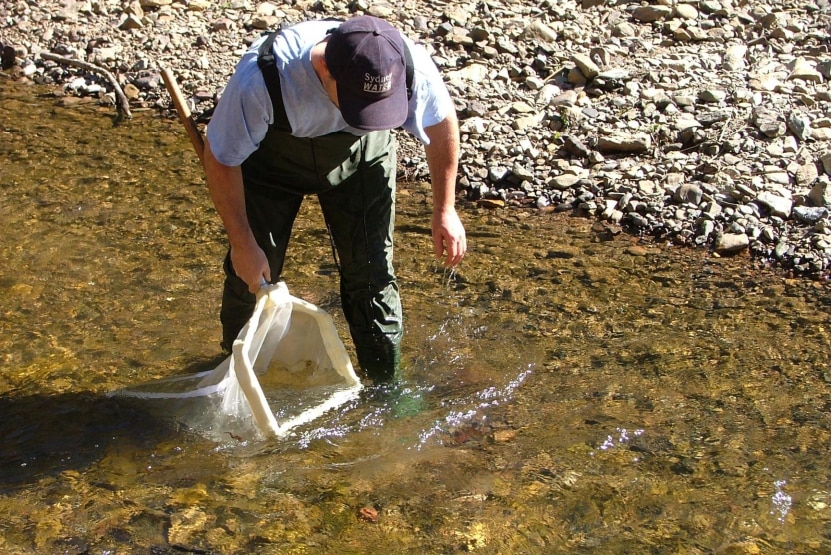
{"left": 0, "top": 79, "right": 829, "bottom": 554}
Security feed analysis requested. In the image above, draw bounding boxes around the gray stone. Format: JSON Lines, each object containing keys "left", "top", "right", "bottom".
{"left": 673, "top": 183, "right": 704, "bottom": 205}
{"left": 722, "top": 44, "right": 747, "bottom": 71}
{"left": 756, "top": 192, "right": 793, "bottom": 219}
{"left": 674, "top": 4, "right": 699, "bottom": 19}
{"left": 118, "top": 14, "right": 143, "bottom": 29}
{"left": 521, "top": 21, "right": 559, "bottom": 43}
{"left": 699, "top": 89, "right": 728, "bottom": 103}
{"left": 632, "top": 5, "right": 673, "bottom": 22}
{"left": 787, "top": 112, "right": 812, "bottom": 141}
{"left": 548, "top": 174, "right": 582, "bottom": 190}
{"left": 793, "top": 206, "right": 829, "bottom": 225}
{"left": 753, "top": 107, "right": 786, "bottom": 138}
{"left": 716, "top": 233, "right": 750, "bottom": 255}
{"left": 596, "top": 133, "right": 651, "bottom": 154}
{"left": 795, "top": 162, "right": 819, "bottom": 187}
{"left": 789, "top": 58, "right": 824, "bottom": 83}
{"left": 572, "top": 53, "right": 600, "bottom": 80}
{"left": 808, "top": 179, "right": 832, "bottom": 207}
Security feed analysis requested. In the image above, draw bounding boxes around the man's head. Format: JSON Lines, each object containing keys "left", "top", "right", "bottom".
{"left": 324, "top": 16, "right": 408, "bottom": 131}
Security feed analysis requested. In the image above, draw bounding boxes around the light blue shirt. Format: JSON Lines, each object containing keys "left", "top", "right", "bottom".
{"left": 206, "top": 20, "right": 454, "bottom": 167}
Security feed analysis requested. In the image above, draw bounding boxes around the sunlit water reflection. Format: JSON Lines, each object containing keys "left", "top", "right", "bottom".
{"left": 0, "top": 78, "right": 829, "bottom": 554}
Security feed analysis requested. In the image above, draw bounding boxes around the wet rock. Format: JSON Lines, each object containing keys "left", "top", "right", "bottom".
{"left": 357, "top": 506, "right": 379, "bottom": 523}
{"left": 546, "top": 246, "right": 580, "bottom": 259}
{"left": 478, "top": 199, "right": 505, "bottom": 209}
{"left": 168, "top": 507, "right": 212, "bottom": 548}
{"left": 719, "top": 541, "right": 762, "bottom": 555}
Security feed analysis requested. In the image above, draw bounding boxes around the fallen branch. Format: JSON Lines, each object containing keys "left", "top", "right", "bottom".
{"left": 39, "top": 51, "right": 132, "bottom": 119}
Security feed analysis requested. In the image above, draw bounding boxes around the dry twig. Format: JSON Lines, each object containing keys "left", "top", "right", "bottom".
{"left": 40, "top": 51, "right": 132, "bottom": 119}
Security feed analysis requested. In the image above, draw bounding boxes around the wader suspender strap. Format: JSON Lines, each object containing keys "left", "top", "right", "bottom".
{"left": 256, "top": 25, "right": 415, "bottom": 134}
{"left": 257, "top": 30, "right": 292, "bottom": 132}
{"left": 402, "top": 41, "right": 414, "bottom": 101}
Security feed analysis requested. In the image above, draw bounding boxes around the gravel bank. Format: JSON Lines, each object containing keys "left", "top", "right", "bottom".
{"left": 1, "top": 0, "right": 830, "bottom": 278}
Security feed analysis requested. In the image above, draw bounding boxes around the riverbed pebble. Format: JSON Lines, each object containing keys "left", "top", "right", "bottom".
{"left": 1, "top": 0, "right": 829, "bottom": 277}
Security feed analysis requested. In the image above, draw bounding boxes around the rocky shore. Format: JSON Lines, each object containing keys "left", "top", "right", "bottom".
{"left": 1, "top": 0, "right": 830, "bottom": 278}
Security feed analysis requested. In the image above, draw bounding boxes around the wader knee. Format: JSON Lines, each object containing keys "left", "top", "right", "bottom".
{"left": 219, "top": 251, "right": 256, "bottom": 352}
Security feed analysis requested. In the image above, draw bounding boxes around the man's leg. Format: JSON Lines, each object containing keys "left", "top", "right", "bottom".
{"left": 317, "top": 134, "right": 402, "bottom": 381}
{"left": 220, "top": 187, "right": 303, "bottom": 351}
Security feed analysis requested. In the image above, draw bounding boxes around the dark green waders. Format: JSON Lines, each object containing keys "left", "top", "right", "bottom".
{"left": 219, "top": 126, "right": 403, "bottom": 381}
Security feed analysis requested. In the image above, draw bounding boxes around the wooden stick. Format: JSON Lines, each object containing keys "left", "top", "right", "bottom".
{"left": 40, "top": 52, "right": 133, "bottom": 119}
{"left": 161, "top": 67, "right": 205, "bottom": 165}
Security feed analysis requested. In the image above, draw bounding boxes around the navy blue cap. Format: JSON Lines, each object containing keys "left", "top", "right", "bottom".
{"left": 325, "top": 16, "right": 408, "bottom": 130}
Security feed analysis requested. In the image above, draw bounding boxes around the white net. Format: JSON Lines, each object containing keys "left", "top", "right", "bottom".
{"left": 112, "top": 282, "right": 362, "bottom": 442}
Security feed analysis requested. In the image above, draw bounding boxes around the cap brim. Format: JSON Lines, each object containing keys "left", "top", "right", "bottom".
{"left": 338, "top": 85, "right": 408, "bottom": 131}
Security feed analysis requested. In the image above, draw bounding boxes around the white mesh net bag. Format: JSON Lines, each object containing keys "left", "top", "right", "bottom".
{"left": 113, "top": 282, "right": 362, "bottom": 442}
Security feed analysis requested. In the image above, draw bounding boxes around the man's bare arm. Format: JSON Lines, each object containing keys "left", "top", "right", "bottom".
{"left": 424, "top": 114, "right": 467, "bottom": 267}
{"left": 203, "top": 137, "right": 270, "bottom": 292}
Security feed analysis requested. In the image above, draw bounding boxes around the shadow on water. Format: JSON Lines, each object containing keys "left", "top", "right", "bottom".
{"left": 0, "top": 352, "right": 233, "bottom": 491}
{"left": 0, "top": 391, "right": 171, "bottom": 490}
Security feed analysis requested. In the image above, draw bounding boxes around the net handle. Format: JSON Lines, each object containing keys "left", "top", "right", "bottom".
{"left": 232, "top": 287, "right": 281, "bottom": 437}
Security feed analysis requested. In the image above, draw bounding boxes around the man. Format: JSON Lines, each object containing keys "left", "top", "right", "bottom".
{"left": 203, "top": 15, "right": 467, "bottom": 381}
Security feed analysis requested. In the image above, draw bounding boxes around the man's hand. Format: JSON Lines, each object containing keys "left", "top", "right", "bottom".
{"left": 432, "top": 207, "right": 466, "bottom": 267}
{"left": 231, "top": 238, "right": 271, "bottom": 293}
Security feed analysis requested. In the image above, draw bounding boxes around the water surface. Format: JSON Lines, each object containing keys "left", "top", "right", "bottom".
{"left": 0, "top": 78, "right": 829, "bottom": 554}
